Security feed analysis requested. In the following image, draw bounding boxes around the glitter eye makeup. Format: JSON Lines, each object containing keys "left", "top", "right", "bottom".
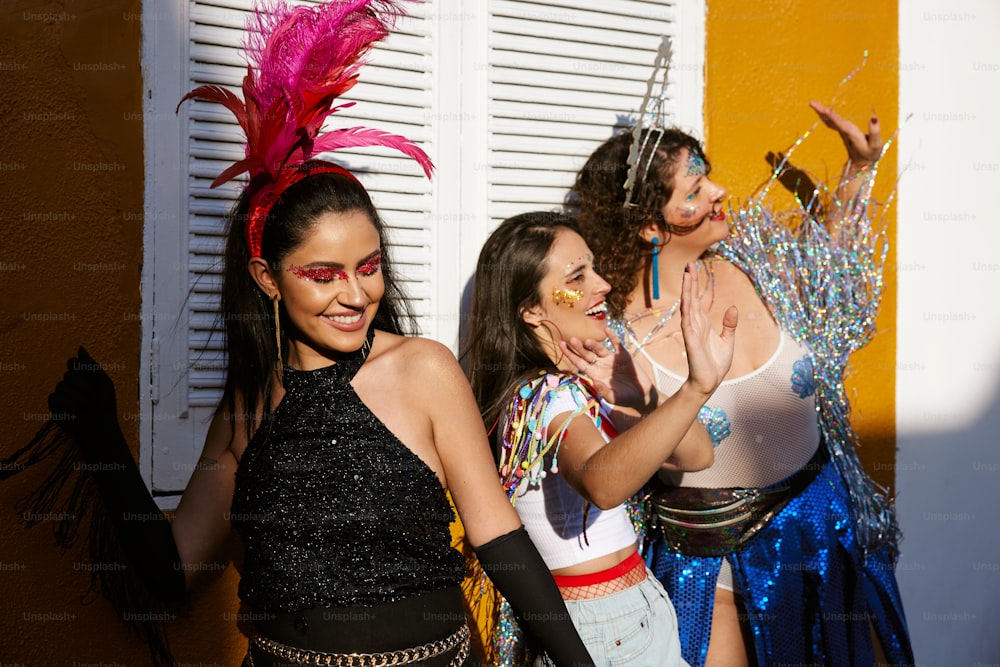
{"left": 287, "top": 252, "right": 382, "bottom": 283}
{"left": 686, "top": 151, "right": 707, "bottom": 177}
{"left": 552, "top": 287, "right": 584, "bottom": 307}
{"left": 357, "top": 253, "right": 381, "bottom": 276}
{"left": 287, "top": 265, "right": 349, "bottom": 282}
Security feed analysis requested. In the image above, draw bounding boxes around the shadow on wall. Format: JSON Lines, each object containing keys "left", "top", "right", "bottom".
{"left": 895, "top": 372, "right": 1000, "bottom": 664}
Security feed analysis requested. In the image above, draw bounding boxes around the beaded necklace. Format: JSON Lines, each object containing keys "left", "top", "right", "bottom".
{"left": 497, "top": 372, "right": 609, "bottom": 503}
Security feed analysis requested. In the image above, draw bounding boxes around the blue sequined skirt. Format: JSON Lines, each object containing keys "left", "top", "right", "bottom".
{"left": 646, "top": 462, "right": 914, "bottom": 667}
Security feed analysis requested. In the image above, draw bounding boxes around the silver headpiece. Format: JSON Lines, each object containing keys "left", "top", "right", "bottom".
{"left": 623, "top": 36, "right": 673, "bottom": 208}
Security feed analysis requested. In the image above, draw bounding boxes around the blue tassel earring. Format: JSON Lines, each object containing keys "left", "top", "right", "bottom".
{"left": 650, "top": 236, "right": 661, "bottom": 301}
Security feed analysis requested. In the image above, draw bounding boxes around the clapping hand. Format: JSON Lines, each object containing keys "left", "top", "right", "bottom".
{"left": 680, "top": 262, "right": 737, "bottom": 396}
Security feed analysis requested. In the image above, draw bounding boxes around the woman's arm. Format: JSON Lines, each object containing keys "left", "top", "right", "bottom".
{"left": 410, "top": 340, "right": 524, "bottom": 546}
{"left": 412, "top": 342, "right": 594, "bottom": 666}
{"left": 661, "top": 419, "right": 714, "bottom": 472}
{"left": 47, "top": 348, "right": 239, "bottom": 593}
{"left": 808, "top": 101, "right": 883, "bottom": 233}
{"left": 551, "top": 263, "right": 736, "bottom": 509}
{"left": 171, "top": 406, "right": 242, "bottom": 588}
{"left": 552, "top": 381, "right": 714, "bottom": 509}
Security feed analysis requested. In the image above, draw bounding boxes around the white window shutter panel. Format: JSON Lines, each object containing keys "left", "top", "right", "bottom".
{"left": 483, "top": 0, "right": 702, "bottom": 224}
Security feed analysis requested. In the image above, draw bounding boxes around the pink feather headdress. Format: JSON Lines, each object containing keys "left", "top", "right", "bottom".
{"left": 178, "top": 0, "right": 433, "bottom": 258}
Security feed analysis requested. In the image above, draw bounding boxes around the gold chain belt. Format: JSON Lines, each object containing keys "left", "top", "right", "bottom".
{"left": 250, "top": 623, "right": 470, "bottom": 666}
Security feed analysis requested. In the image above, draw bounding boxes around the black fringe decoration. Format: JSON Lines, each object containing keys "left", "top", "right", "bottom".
{"left": 2, "top": 421, "right": 181, "bottom": 666}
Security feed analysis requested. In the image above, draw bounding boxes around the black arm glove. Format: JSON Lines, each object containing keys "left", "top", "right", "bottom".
{"left": 46, "top": 346, "right": 187, "bottom": 607}
{"left": 475, "top": 526, "right": 595, "bottom": 667}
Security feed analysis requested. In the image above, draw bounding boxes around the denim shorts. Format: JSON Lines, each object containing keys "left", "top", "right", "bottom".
{"left": 540, "top": 569, "right": 689, "bottom": 667}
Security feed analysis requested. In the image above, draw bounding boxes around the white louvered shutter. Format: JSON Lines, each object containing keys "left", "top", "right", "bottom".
{"left": 481, "top": 0, "right": 704, "bottom": 223}
{"left": 449, "top": 0, "right": 705, "bottom": 326}
{"left": 142, "top": 0, "right": 703, "bottom": 502}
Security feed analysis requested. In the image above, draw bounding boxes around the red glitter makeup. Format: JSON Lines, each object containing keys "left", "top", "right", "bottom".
{"left": 286, "top": 265, "right": 349, "bottom": 282}
{"left": 357, "top": 253, "right": 381, "bottom": 276}
{"left": 286, "top": 252, "right": 381, "bottom": 283}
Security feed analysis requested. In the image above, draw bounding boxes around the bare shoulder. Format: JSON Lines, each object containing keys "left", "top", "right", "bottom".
{"left": 712, "top": 256, "right": 759, "bottom": 296}
{"left": 712, "top": 257, "right": 747, "bottom": 282}
{"left": 366, "top": 331, "right": 464, "bottom": 385}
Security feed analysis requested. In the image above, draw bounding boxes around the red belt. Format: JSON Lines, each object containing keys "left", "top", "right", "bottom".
{"left": 552, "top": 550, "right": 646, "bottom": 600}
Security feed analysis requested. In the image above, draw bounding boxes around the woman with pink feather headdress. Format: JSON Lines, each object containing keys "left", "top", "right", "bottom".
{"left": 0, "top": 2, "right": 595, "bottom": 666}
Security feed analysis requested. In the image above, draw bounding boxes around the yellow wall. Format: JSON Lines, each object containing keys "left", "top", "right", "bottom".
{"left": 705, "top": 2, "right": 899, "bottom": 491}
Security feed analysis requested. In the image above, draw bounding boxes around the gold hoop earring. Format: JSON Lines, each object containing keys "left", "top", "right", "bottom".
{"left": 272, "top": 293, "right": 283, "bottom": 382}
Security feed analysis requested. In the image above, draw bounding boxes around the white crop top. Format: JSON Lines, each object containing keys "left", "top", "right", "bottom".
{"left": 503, "top": 375, "right": 639, "bottom": 570}
{"left": 639, "top": 330, "right": 821, "bottom": 488}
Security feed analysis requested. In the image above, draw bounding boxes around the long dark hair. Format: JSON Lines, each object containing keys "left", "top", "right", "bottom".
{"left": 572, "top": 128, "right": 708, "bottom": 317}
{"left": 221, "top": 167, "right": 415, "bottom": 439}
{"left": 463, "top": 211, "right": 580, "bottom": 446}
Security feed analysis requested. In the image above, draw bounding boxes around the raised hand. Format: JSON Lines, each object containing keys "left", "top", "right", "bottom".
{"left": 559, "top": 330, "right": 652, "bottom": 412}
{"left": 680, "top": 262, "right": 737, "bottom": 396}
{"left": 47, "top": 346, "right": 125, "bottom": 448}
{"left": 809, "top": 101, "right": 883, "bottom": 168}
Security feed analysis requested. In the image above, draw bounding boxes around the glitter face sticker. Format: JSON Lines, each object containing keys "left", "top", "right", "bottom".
{"left": 552, "top": 287, "right": 584, "bottom": 307}
{"left": 672, "top": 151, "right": 709, "bottom": 220}
{"left": 685, "top": 151, "right": 707, "bottom": 177}
{"left": 675, "top": 188, "right": 704, "bottom": 219}
{"left": 551, "top": 253, "right": 591, "bottom": 307}
{"left": 675, "top": 202, "right": 700, "bottom": 219}
{"left": 566, "top": 253, "right": 593, "bottom": 271}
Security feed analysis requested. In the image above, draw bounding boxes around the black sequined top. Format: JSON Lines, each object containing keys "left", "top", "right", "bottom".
{"left": 230, "top": 334, "right": 465, "bottom": 612}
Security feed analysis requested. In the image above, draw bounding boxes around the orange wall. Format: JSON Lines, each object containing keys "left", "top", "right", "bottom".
{"left": 705, "top": 1, "right": 899, "bottom": 491}
{"left": 0, "top": 2, "right": 245, "bottom": 664}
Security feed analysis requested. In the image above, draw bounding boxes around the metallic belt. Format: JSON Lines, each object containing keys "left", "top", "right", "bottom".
{"left": 250, "top": 623, "right": 470, "bottom": 667}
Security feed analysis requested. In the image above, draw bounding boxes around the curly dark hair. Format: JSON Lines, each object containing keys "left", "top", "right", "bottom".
{"left": 572, "top": 128, "right": 709, "bottom": 318}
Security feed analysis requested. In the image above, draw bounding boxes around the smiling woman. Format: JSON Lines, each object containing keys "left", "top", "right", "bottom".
{"left": 252, "top": 208, "right": 387, "bottom": 363}
{"left": 572, "top": 102, "right": 914, "bottom": 666}
{"left": 519, "top": 228, "right": 613, "bottom": 358}
{"left": 463, "top": 210, "right": 737, "bottom": 665}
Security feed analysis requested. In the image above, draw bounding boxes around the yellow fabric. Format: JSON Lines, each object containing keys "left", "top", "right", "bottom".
{"left": 448, "top": 493, "right": 500, "bottom": 665}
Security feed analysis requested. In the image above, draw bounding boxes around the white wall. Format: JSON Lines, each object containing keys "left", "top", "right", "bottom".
{"left": 897, "top": 2, "right": 1000, "bottom": 663}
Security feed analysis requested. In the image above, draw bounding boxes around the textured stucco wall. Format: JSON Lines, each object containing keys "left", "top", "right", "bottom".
{"left": 705, "top": 1, "right": 899, "bottom": 491}
{"left": 0, "top": 1, "right": 245, "bottom": 664}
